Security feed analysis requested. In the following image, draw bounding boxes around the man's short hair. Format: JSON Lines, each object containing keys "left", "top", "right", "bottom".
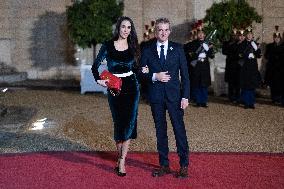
{"left": 155, "top": 17, "right": 171, "bottom": 31}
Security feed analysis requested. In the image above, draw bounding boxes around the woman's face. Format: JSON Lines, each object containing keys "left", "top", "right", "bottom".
{"left": 119, "top": 20, "right": 131, "bottom": 39}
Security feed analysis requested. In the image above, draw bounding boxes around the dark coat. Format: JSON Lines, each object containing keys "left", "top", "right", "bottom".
{"left": 139, "top": 40, "right": 190, "bottom": 103}
{"left": 237, "top": 40, "right": 262, "bottom": 89}
{"left": 222, "top": 40, "right": 240, "bottom": 86}
{"left": 184, "top": 39, "right": 214, "bottom": 88}
{"left": 264, "top": 42, "right": 284, "bottom": 90}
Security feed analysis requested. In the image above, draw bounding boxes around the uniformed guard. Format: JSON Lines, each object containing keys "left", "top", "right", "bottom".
{"left": 264, "top": 25, "right": 284, "bottom": 106}
{"left": 222, "top": 28, "right": 240, "bottom": 103}
{"left": 238, "top": 26, "right": 262, "bottom": 109}
{"left": 184, "top": 29, "right": 214, "bottom": 107}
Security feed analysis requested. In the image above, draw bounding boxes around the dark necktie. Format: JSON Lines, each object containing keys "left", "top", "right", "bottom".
{"left": 160, "top": 45, "right": 165, "bottom": 64}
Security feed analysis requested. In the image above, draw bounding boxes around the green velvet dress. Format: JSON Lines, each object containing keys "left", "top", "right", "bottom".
{"left": 91, "top": 40, "right": 139, "bottom": 141}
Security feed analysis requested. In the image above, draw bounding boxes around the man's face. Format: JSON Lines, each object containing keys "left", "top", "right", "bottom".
{"left": 238, "top": 34, "right": 245, "bottom": 42}
{"left": 197, "top": 31, "right": 205, "bottom": 40}
{"left": 155, "top": 23, "right": 171, "bottom": 43}
{"left": 246, "top": 32, "right": 253, "bottom": 41}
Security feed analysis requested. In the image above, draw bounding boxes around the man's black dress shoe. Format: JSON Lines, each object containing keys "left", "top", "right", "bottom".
{"left": 193, "top": 103, "right": 201, "bottom": 107}
{"left": 200, "top": 103, "right": 208, "bottom": 108}
{"left": 152, "top": 166, "right": 171, "bottom": 177}
{"left": 176, "top": 166, "right": 189, "bottom": 178}
{"left": 249, "top": 105, "right": 255, "bottom": 109}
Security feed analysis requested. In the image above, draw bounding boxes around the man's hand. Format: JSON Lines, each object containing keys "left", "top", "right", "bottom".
{"left": 97, "top": 79, "right": 108, "bottom": 87}
{"left": 180, "top": 98, "right": 189, "bottom": 109}
{"left": 155, "top": 71, "right": 171, "bottom": 82}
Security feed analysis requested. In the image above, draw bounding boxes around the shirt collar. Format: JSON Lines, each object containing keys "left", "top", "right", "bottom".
{"left": 157, "top": 40, "right": 168, "bottom": 48}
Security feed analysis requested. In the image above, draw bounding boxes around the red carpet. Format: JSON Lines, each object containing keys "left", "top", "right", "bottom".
{"left": 0, "top": 152, "right": 283, "bottom": 189}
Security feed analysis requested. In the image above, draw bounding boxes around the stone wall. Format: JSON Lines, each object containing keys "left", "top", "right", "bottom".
{"left": 0, "top": 0, "right": 78, "bottom": 80}
{"left": 0, "top": 0, "right": 283, "bottom": 81}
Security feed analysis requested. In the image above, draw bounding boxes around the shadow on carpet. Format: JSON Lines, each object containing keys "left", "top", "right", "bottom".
{"left": 0, "top": 152, "right": 283, "bottom": 189}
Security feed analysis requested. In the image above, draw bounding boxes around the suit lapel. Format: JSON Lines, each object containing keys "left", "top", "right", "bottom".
{"left": 165, "top": 41, "right": 173, "bottom": 65}
{"left": 150, "top": 42, "right": 159, "bottom": 60}
{"left": 150, "top": 41, "right": 162, "bottom": 69}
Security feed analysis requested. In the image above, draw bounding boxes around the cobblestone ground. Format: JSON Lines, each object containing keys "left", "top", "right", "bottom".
{"left": 0, "top": 87, "right": 283, "bottom": 153}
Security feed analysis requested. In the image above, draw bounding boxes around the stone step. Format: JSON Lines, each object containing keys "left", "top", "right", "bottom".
{"left": 0, "top": 72, "right": 28, "bottom": 83}
{"left": 0, "top": 62, "right": 16, "bottom": 74}
{"left": 0, "top": 62, "right": 27, "bottom": 83}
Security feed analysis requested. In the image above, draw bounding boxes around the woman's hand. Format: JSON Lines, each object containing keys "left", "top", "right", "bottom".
{"left": 141, "top": 65, "right": 149, "bottom": 73}
{"left": 97, "top": 80, "right": 109, "bottom": 87}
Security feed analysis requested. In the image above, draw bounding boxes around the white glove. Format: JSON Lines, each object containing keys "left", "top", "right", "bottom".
{"left": 198, "top": 52, "right": 206, "bottom": 58}
{"left": 202, "top": 43, "right": 209, "bottom": 51}
{"left": 141, "top": 65, "right": 149, "bottom": 73}
{"left": 251, "top": 41, "right": 258, "bottom": 50}
{"left": 248, "top": 53, "right": 255, "bottom": 59}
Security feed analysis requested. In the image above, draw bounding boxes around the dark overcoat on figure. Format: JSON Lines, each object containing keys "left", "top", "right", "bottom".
{"left": 264, "top": 42, "right": 284, "bottom": 90}
{"left": 184, "top": 39, "right": 214, "bottom": 88}
{"left": 222, "top": 40, "right": 240, "bottom": 86}
{"left": 237, "top": 40, "right": 262, "bottom": 89}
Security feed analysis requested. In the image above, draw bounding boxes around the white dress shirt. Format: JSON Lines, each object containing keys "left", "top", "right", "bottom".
{"left": 157, "top": 40, "right": 169, "bottom": 59}
{"left": 152, "top": 40, "right": 169, "bottom": 82}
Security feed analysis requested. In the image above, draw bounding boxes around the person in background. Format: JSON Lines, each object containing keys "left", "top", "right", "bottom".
{"left": 238, "top": 27, "right": 262, "bottom": 109}
{"left": 184, "top": 30, "right": 214, "bottom": 108}
{"left": 92, "top": 16, "right": 140, "bottom": 177}
{"left": 264, "top": 26, "right": 284, "bottom": 106}
{"left": 140, "top": 17, "right": 190, "bottom": 178}
{"left": 222, "top": 29, "right": 240, "bottom": 104}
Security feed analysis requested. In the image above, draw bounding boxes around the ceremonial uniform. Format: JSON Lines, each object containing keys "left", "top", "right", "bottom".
{"left": 264, "top": 27, "right": 284, "bottom": 106}
{"left": 222, "top": 38, "right": 240, "bottom": 102}
{"left": 184, "top": 38, "right": 214, "bottom": 107}
{"left": 238, "top": 37, "right": 261, "bottom": 109}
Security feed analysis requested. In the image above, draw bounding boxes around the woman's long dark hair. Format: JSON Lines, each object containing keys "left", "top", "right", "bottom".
{"left": 112, "top": 16, "right": 140, "bottom": 65}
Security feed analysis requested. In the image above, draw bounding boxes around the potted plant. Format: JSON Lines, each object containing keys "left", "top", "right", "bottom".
{"left": 66, "top": 0, "right": 123, "bottom": 62}
{"left": 203, "top": 0, "right": 262, "bottom": 49}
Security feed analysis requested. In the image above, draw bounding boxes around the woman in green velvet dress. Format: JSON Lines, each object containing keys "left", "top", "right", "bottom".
{"left": 91, "top": 16, "right": 140, "bottom": 177}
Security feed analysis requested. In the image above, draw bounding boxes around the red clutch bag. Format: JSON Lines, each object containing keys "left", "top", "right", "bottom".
{"left": 100, "top": 70, "right": 122, "bottom": 96}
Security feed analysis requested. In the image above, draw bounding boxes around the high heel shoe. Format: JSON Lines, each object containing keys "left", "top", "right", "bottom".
{"left": 114, "top": 166, "right": 119, "bottom": 173}
{"left": 114, "top": 154, "right": 120, "bottom": 173}
{"left": 117, "top": 158, "right": 126, "bottom": 177}
{"left": 117, "top": 171, "right": 126, "bottom": 177}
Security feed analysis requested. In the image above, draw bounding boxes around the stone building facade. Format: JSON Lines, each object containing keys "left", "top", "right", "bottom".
{"left": 0, "top": 0, "right": 283, "bottom": 81}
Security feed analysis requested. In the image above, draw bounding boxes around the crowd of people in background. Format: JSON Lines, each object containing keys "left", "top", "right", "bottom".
{"left": 223, "top": 26, "right": 284, "bottom": 108}
{"left": 222, "top": 27, "right": 262, "bottom": 109}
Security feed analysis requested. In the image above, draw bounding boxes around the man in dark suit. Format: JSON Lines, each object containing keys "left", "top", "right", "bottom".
{"left": 140, "top": 17, "right": 190, "bottom": 178}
